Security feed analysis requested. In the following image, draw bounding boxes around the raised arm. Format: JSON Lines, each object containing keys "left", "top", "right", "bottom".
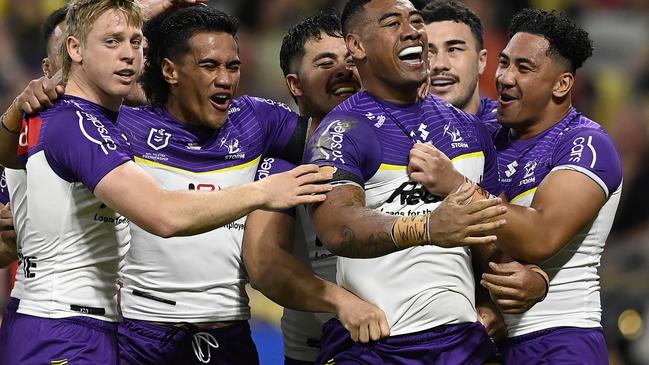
{"left": 243, "top": 208, "right": 390, "bottom": 342}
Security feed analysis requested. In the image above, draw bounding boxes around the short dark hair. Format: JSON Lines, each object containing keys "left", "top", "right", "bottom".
{"left": 421, "top": 0, "right": 484, "bottom": 50}
{"left": 341, "top": 0, "right": 371, "bottom": 36}
{"left": 508, "top": 8, "right": 593, "bottom": 74}
{"left": 42, "top": 6, "right": 68, "bottom": 44}
{"left": 142, "top": 5, "right": 239, "bottom": 106}
{"left": 280, "top": 11, "right": 343, "bottom": 76}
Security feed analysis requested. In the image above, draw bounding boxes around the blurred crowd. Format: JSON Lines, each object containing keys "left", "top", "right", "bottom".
{"left": 0, "top": 0, "right": 648, "bottom": 363}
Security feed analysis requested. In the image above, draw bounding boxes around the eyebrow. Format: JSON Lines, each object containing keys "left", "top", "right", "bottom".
{"left": 499, "top": 52, "right": 537, "bottom": 67}
{"left": 313, "top": 52, "right": 338, "bottom": 62}
{"left": 378, "top": 10, "right": 422, "bottom": 23}
{"left": 445, "top": 39, "right": 467, "bottom": 47}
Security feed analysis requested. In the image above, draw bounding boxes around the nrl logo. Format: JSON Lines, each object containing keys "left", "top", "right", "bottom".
{"left": 147, "top": 128, "right": 171, "bottom": 151}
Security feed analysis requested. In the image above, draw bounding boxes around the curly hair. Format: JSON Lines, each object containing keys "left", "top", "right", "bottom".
{"left": 420, "top": 0, "right": 484, "bottom": 50}
{"left": 279, "top": 11, "right": 343, "bottom": 76}
{"left": 141, "top": 5, "right": 239, "bottom": 106}
{"left": 509, "top": 8, "right": 593, "bottom": 74}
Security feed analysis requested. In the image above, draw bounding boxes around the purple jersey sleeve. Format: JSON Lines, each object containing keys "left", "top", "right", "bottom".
{"left": 0, "top": 168, "right": 9, "bottom": 205}
{"left": 42, "top": 109, "right": 132, "bottom": 192}
{"left": 304, "top": 114, "right": 382, "bottom": 187}
{"left": 475, "top": 121, "right": 502, "bottom": 196}
{"left": 552, "top": 128, "right": 622, "bottom": 197}
{"left": 255, "top": 156, "right": 297, "bottom": 217}
{"left": 246, "top": 96, "right": 302, "bottom": 160}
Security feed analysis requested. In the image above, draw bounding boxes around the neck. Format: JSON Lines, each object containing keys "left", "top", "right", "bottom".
{"left": 359, "top": 69, "right": 419, "bottom": 105}
{"left": 66, "top": 72, "right": 122, "bottom": 111}
{"left": 165, "top": 96, "right": 190, "bottom": 125}
{"left": 511, "top": 100, "right": 572, "bottom": 140}
{"left": 463, "top": 86, "right": 481, "bottom": 115}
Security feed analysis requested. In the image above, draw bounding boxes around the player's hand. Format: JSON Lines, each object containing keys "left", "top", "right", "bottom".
{"left": 481, "top": 261, "right": 548, "bottom": 314}
{"left": 0, "top": 205, "right": 17, "bottom": 250}
{"left": 140, "top": 0, "right": 209, "bottom": 19}
{"left": 427, "top": 183, "right": 507, "bottom": 248}
{"left": 476, "top": 301, "right": 507, "bottom": 341}
{"left": 336, "top": 290, "right": 390, "bottom": 343}
{"left": 255, "top": 164, "right": 333, "bottom": 210}
{"left": 15, "top": 74, "right": 65, "bottom": 115}
{"left": 408, "top": 143, "right": 465, "bottom": 197}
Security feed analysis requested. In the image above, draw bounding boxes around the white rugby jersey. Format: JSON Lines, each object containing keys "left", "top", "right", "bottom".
{"left": 494, "top": 108, "right": 623, "bottom": 337}
{"left": 5, "top": 168, "right": 27, "bottom": 300}
{"left": 306, "top": 92, "right": 501, "bottom": 335}
{"left": 118, "top": 97, "right": 303, "bottom": 322}
{"left": 17, "top": 96, "right": 132, "bottom": 321}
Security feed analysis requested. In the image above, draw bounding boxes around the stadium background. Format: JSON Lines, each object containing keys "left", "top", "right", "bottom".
{"left": 0, "top": 0, "right": 647, "bottom": 363}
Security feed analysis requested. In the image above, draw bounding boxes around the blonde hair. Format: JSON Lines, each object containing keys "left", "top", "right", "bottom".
{"left": 60, "top": 0, "right": 144, "bottom": 82}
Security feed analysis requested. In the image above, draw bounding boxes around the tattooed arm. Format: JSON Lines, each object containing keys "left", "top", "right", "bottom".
{"left": 310, "top": 183, "right": 507, "bottom": 259}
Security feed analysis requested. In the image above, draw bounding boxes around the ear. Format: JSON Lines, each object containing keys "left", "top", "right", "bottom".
{"left": 67, "top": 36, "right": 83, "bottom": 64}
{"left": 162, "top": 58, "right": 178, "bottom": 85}
{"left": 42, "top": 57, "right": 51, "bottom": 78}
{"left": 285, "top": 74, "right": 303, "bottom": 98}
{"left": 477, "top": 49, "right": 487, "bottom": 76}
{"left": 346, "top": 33, "right": 366, "bottom": 61}
{"left": 552, "top": 72, "right": 573, "bottom": 98}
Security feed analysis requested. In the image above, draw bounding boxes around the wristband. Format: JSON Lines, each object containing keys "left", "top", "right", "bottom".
{"left": 1, "top": 114, "right": 20, "bottom": 134}
{"left": 528, "top": 265, "right": 550, "bottom": 301}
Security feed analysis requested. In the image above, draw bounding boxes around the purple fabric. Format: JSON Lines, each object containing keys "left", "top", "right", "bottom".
{"left": 305, "top": 92, "right": 499, "bottom": 189}
{"left": 494, "top": 108, "right": 622, "bottom": 201}
{"left": 118, "top": 97, "right": 298, "bottom": 173}
{"left": 315, "top": 319, "right": 495, "bottom": 365}
{"left": 0, "top": 297, "right": 19, "bottom": 354}
{"left": 476, "top": 97, "right": 498, "bottom": 123}
{"left": 0, "top": 168, "right": 9, "bottom": 204}
{"left": 500, "top": 327, "right": 608, "bottom": 365}
{"left": 118, "top": 318, "right": 259, "bottom": 365}
{"left": 0, "top": 312, "right": 118, "bottom": 364}
{"left": 27, "top": 95, "right": 132, "bottom": 192}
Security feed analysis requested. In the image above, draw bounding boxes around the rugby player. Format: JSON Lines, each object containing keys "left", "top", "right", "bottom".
{"left": 305, "top": 0, "right": 508, "bottom": 363}
{"left": 0, "top": 1, "right": 330, "bottom": 363}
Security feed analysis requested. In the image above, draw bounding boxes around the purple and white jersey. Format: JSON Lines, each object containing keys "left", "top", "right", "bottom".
{"left": 305, "top": 91, "right": 500, "bottom": 336}
{"left": 256, "top": 156, "right": 337, "bottom": 361}
{"left": 0, "top": 168, "right": 8, "bottom": 205}
{"left": 4, "top": 168, "right": 27, "bottom": 300}
{"left": 476, "top": 97, "right": 498, "bottom": 123}
{"left": 18, "top": 95, "right": 132, "bottom": 322}
{"left": 495, "top": 108, "right": 622, "bottom": 337}
{"left": 118, "top": 96, "right": 301, "bottom": 323}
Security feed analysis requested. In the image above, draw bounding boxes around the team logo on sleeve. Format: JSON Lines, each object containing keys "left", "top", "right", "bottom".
{"left": 443, "top": 122, "right": 468, "bottom": 148}
{"left": 147, "top": 128, "right": 171, "bottom": 151}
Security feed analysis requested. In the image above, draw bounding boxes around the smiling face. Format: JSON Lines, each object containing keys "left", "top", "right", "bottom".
{"left": 164, "top": 31, "right": 241, "bottom": 129}
{"left": 288, "top": 33, "right": 360, "bottom": 120}
{"left": 67, "top": 9, "right": 143, "bottom": 109}
{"left": 425, "top": 20, "right": 486, "bottom": 113}
{"left": 348, "top": 0, "right": 428, "bottom": 103}
{"left": 496, "top": 32, "right": 564, "bottom": 129}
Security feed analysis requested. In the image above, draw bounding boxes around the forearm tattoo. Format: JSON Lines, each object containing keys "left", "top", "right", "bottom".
{"left": 391, "top": 214, "right": 430, "bottom": 249}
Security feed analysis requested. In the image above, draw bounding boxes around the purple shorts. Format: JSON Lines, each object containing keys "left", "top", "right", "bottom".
{"left": 118, "top": 317, "right": 260, "bottom": 365}
{"left": 501, "top": 326, "right": 608, "bottom": 365}
{"left": 0, "top": 297, "right": 19, "bottom": 353}
{"left": 316, "top": 319, "right": 495, "bottom": 365}
{"left": 0, "top": 312, "right": 118, "bottom": 365}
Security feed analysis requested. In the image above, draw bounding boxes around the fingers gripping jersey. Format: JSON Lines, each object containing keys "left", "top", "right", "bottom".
{"left": 117, "top": 96, "right": 301, "bottom": 322}
{"left": 305, "top": 92, "right": 500, "bottom": 336}
{"left": 18, "top": 95, "right": 132, "bottom": 321}
{"left": 494, "top": 108, "right": 623, "bottom": 337}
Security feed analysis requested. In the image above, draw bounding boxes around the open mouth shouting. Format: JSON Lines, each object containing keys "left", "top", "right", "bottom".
{"left": 209, "top": 93, "right": 232, "bottom": 112}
